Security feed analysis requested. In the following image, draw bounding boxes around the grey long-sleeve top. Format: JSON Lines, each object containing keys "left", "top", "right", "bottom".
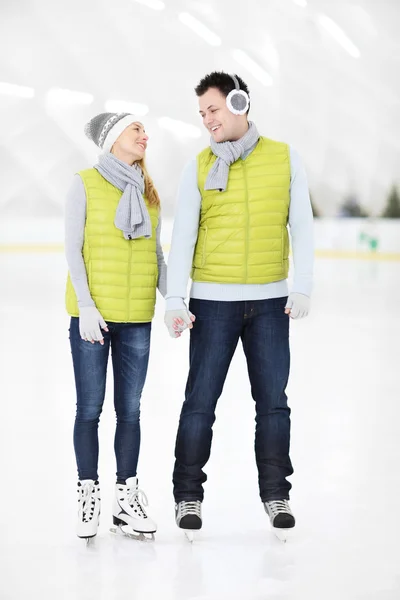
{"left": 65, "top": 174, "right": 167, "bottom": 309}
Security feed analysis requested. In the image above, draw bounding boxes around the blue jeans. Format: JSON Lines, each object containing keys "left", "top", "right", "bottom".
{"left": 173, "top": 297, "right": 293, "bottom": 503}
{"left": 69, "top": 317, "right": 151, "bottom": 481}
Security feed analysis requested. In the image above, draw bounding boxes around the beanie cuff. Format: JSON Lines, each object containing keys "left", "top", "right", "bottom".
{"left": 102, "top": 115, "right": 139, "bottom": 153}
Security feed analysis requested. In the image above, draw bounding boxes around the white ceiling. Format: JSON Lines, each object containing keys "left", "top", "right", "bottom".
{"left": 0, "top": 0, "right": 399, "bottom": 216}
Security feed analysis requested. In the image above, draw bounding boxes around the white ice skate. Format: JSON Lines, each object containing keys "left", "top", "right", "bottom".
{"left": 110, "top": 477, "right": 157, "bottom": 542}
{"left": 175, "top": 501, "right": 202, "bottom": 543}
{"left": 76, "top": 479, "right": 101, "bottom": 544}
{"left": 263, "top": 500, "right": 295, "bottom": 543}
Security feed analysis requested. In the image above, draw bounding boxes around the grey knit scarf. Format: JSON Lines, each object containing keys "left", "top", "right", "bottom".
{"left": 94, "top": 153, "right": 152, "bottom": 240}
{"left": 205, "top": 121, "right": 260, "bottom": 191}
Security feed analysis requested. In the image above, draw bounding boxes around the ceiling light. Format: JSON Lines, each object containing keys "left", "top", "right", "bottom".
{"left": 232, "top": 50, "right": 273, "bottom": 86}
{"left": 318, "top": 14, "right": 361, "bottom": 58}
{"left": 0, "top": 82, "right": 35, "bottom": 98}
{"left": 179, "top": 12, "right": 221, "bottom": 46}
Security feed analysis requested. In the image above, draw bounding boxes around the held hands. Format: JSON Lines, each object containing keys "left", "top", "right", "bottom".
{"left": 163, "top": 292, "right": 310, "bottom": 338}
{"left": 79, "top": 294, "right": 309, "bottom": 345}
{"left": 164, "top": 308, "right": 196, "bottom": 338}
{"left": 79, "top": 306, "right": 109, "bottom": 344}
{"left": 285, "top": 293, "right": 310, "bottom": 319}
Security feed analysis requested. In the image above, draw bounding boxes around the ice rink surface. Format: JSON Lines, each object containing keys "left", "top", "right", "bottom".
{"left": 1, "top": 253, "right": 399, "bottom": 600}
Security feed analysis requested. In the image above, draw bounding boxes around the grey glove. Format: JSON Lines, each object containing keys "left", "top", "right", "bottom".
{"left": 285, "top": 293, "right": 310, "bottom": 319}
{"left": 79, "top": 306, "right": 109, "bottom": 343}
{"left": 164, "top": 308, "right": 195, "bottom": 338}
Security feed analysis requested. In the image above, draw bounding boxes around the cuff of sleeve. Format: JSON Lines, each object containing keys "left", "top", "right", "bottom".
{"left": 157, "top": 283, "right": 167, "bottom": 298}
{"left": 291, "top": 282, "right": 312, "bottom": 297}
{"left": 165, "top": 297, "right": 187, "bottom": 311}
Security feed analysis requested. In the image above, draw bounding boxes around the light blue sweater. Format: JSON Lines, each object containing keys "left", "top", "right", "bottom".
{"left": 166, "top": 144, "right": 314, "bottom": 310}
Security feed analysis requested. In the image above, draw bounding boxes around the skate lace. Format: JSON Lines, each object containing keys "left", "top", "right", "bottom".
{"left": 266, "top": 500, "right": 291, "bottom": 517}
{"left": 81, "top": 482, "right": 96, "bottom": 521}
{"left": 181, "top": 501, "right": 201, "bottom": 518}
{"left": 128, "top": 487, "right": 148, "bottom": 519}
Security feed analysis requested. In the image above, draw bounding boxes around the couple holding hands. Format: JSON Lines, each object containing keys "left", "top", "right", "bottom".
{"left": 65, "top": 70, "right": 314, "bottom": 541}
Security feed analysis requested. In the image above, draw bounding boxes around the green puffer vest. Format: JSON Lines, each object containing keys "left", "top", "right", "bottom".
{"left": 65, "top": 168, "right": 159, "bottom": 323}
{"left": 192, "top": 136, "right": 291, "bottom": 284}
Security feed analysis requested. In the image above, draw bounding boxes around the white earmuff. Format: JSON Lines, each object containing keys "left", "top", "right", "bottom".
{"left": 226, "top": 74, "right": 250, "bottom": 116}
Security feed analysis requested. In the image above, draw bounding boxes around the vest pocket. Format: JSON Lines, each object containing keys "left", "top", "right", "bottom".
{"left": 282, "top": 226, "right": 289, "bottom": 264}
{"left": 83, "top": 239, "right": 92, "bottom": 292}
{"left": 193, "top": 227, "right": 208, "bottom": 268}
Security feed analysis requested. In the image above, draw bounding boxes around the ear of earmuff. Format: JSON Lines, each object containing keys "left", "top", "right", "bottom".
{"left": 226, "top": 74, "right": 250, "bottom": 115}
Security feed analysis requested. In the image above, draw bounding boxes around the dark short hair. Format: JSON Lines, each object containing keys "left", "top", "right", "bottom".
{"left": 195, "top": 71, "right": 250, "bottom": 112}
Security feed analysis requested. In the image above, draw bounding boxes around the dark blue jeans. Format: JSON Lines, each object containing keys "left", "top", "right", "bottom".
{"left": 173, "top": 297, "right": 293, "bottom": 503}
{"left": 69, "top": 317, "right": 151, "bottom": 481}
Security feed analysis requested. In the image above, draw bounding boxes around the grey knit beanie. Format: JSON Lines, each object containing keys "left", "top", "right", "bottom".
{"left": 84, "top": 112, "right": 140, "bottom": 153}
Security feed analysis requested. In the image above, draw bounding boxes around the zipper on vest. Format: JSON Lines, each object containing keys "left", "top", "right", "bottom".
{"left": 127, "top": 240, "right": 133, "bottom": 318}
{"left": 242, "top": 160, "right": 249, "bottom": 282}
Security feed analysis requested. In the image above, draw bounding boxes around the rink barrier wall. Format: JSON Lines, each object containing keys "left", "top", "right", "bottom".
{"left": 1, "top": 245, "right": 399, "bottom": 261}
{"left": 1, "top": 218, "right": 400, "bottom": 260}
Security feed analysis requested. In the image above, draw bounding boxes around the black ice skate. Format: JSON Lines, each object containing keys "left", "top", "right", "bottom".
{"left": 175, "top": 500, "right": 202, "bottom": 543}
{"left": 263, "top": 500, "right": 295, "bottom": 542}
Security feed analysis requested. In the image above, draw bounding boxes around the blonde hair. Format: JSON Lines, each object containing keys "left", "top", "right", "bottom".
{"left": 138, "top": 158, "right": 160, "bottom": 207}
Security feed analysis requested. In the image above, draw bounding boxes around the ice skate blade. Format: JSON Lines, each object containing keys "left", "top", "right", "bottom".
{"left": 184, "top": 530, "right": 195, "bottom": 543}
{"left": 77, "top": 534, "right": 96, "bottom": 546}
{"left": 110, "top": 525, "right": 155, "bottom": 542}
{"left": 272, "top": 527, "right": 293, "bottom": 543}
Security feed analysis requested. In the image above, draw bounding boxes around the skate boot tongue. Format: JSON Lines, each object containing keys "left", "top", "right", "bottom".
{"left": 125, "top": 477, "right": 138, "bottom": 489}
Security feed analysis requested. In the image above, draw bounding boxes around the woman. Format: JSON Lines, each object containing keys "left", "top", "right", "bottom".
{"left": 65, "top": 112, "right": 167, "bottom": 541}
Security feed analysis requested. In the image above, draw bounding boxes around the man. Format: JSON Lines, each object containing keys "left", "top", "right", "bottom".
{"left": 164, "top": 71, "right": 314, "bottom": 536}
